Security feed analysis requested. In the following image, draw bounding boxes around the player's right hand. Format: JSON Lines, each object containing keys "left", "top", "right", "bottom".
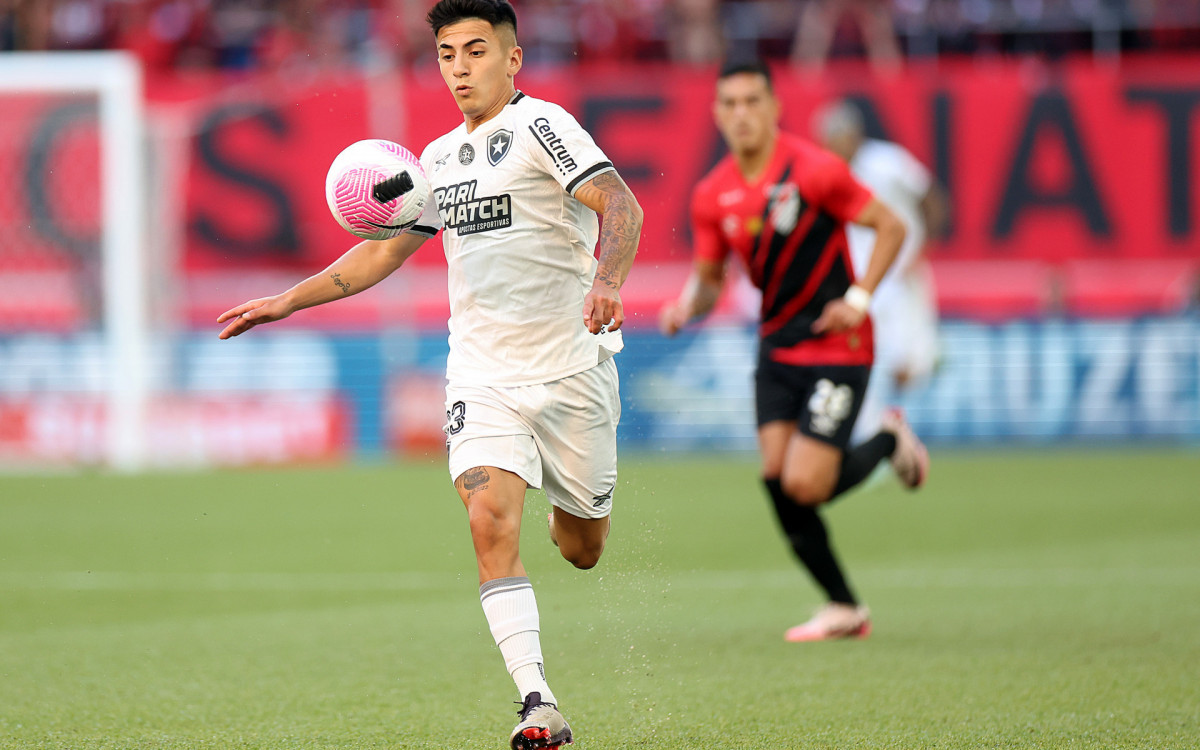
{"left": 216, "top": 296, "right": 293, "bottom": 339}
{"left": 658, "top": 301, "right": 688, "bottom": 337}
{"left": 811, "top": 297, "right": 866, "bottom": 335}
{"left": 584, "top": 282, "right": 624, "bottom": 335}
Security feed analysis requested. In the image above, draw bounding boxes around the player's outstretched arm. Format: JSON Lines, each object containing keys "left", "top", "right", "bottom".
{"left": 659, "top": 260, "right": 725, "bottom": 337}
{"left": 217, "top": 232, "right": 427, "bottom": 339}
{"left": 574, "top": 170, "right": 643, "bottom": 334}
{"left": 813, "top": 197, "right": 905, "bottom": 334}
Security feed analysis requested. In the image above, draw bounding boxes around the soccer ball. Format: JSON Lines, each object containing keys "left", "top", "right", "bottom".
{"left": 325, "top": 139, "right": 429, "bottom": 240}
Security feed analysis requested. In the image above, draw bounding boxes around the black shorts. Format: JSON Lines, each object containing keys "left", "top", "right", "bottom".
{"left": 755, "top": 354, "right": 871, "bottom": 449}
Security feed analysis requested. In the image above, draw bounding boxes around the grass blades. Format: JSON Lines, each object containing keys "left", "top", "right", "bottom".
{"left": 1, "top": 450, "right": 1197, "bottom": 748}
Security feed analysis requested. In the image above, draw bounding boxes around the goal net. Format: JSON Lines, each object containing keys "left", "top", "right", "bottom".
{"left": 0, "top": 52, "right": 149, "bottom": 471}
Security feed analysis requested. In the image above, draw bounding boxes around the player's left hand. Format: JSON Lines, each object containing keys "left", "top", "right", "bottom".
{"left": 584, "top": 282, "right": 624, "bottom": 334}
{"left": 811, "top": 298, "right": 865, "bottom": 335}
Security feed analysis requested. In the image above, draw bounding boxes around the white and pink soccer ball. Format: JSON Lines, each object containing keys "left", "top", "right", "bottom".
{"left": 325, "top": 139, "right": 429, "bottom": 240}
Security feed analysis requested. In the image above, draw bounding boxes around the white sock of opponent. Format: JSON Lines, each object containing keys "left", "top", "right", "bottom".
{"left": 479, "top": 576, "right": 556, "bottom": 705}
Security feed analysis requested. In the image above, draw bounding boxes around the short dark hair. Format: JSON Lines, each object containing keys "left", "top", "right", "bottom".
{"left": 426, "top": 0, "right": 518, "bottom": 37}
{"left": 717, "top": 59, "right": 773, "bottom": 91}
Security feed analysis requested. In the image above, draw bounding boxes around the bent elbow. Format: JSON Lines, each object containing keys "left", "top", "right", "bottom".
{"left": 628, "top": 196, "right": 645, "bottom": 228}
{"left": 887, "top": 214, "right": 907, "bottom": 247}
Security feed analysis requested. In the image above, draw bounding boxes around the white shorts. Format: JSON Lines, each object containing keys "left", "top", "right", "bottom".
{"left": 444, "top": 357, "right": 620, "bottom": 520}
{"left": 853, "top": 266, "right": 939, "bottom": 444}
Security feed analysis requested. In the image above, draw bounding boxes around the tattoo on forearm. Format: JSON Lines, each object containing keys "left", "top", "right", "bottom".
{"left": 582, "top": 172, "right": 641, "bottom": 289}
{"left": 331, "top": 273, "right": 350, "bottom": 294}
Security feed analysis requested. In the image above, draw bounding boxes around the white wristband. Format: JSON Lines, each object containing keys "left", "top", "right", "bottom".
{"left": 844, "top": 285, "right": 872, "bottom": 314}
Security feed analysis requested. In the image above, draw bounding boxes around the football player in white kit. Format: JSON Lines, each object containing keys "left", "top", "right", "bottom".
{"left": 217, "top": 2, "right": 642, "bottom": 747}
{"left": 814, "top": 100, "right": 947, "bottom": 447}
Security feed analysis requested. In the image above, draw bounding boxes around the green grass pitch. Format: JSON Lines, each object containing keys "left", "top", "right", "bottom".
{"left": 1, "top": 450, "right": 1197, "bottom": 749}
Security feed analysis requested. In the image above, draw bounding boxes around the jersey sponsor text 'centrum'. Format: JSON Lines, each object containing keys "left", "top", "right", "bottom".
{"left": 530, "top": 117, "right": 577, "bottom": 176}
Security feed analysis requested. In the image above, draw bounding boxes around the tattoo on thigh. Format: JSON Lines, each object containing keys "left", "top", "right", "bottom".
{"left": 458, "top": 467, "right": 490, "bottom": 498}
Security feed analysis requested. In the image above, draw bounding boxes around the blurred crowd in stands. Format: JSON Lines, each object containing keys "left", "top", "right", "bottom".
{"left": 2, "top": 0, "right": 1199, "bottom": 71}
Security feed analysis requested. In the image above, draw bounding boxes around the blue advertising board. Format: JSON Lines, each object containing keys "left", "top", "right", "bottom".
{"left": 1, "top": 316, "right": 1197, "bottom": 465}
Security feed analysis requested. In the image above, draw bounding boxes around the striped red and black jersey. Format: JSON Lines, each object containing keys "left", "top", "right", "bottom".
{"left": 691, "top": 132, "right": 875, "bottom": 366}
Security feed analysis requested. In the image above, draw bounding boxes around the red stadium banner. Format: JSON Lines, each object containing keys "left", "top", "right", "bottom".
{"left": 159, "top": 74, "right": 379, "bottom": 272}
{"left": 164, "top": 57, "right": 1200, "bottom": 272}
{"left": 6, "top": 58, "right": 1198, "bottom": 331}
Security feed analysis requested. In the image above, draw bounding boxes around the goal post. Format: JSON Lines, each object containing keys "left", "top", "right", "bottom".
{"left": 0, "top": 52, "right": 149, "bottom": 471}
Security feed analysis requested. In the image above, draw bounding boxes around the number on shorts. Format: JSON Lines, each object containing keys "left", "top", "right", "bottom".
{"left": 446, "top": 400, "right": 466, "bottom": 436}
{"left": 807, "top": 378, "right": 853, "bottom": 437}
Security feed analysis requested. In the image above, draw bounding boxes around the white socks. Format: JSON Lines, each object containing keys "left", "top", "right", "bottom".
{"left": 479, "top": 576, "right": 556, "bottom": 705}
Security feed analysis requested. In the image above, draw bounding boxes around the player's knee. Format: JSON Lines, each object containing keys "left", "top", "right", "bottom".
{"left": 561, "top": 541, "right": 604, "bottom": 570}
{"left": 761, "top": 456, "right": 785, "bottom": 479}
{"left": 551, "top": 510, "right": 609, "bottom": 570}
{"left": 466, "top": 499, "right": 520, "bottom": 546}
{"left": 782, "top": 474, "right": 833, "bottom": 506}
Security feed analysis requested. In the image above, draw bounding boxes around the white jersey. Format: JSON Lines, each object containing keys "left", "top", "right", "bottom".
{"left": 408, "top": 91, "right": 622, "bottom": 387}
{"left": 846, "top": 138, "right": 932, "bottom": 281}
{"left": 846, "top": 139, "right": 940, "bottom": 444}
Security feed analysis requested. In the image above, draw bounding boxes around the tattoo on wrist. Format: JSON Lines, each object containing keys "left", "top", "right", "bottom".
{"left": 331, "top": 273, "right": 350, "bottom": 294}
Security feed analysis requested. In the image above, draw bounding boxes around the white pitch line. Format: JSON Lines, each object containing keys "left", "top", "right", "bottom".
{"left": 1, "top": 566, "right": 1196, "bottom": 593}
{"left": 663, "top": 567, "right": 1200, "bottom": 590}
{"left": 0, "top": 571, "right": 468, "bottom": 592}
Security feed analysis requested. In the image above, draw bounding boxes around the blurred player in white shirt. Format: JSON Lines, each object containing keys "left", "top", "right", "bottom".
{"left": 217, "top": 2, "right": 641, "bottom": 747}
{"left": 815, "top": 100, "right": 947, "bottom": 447}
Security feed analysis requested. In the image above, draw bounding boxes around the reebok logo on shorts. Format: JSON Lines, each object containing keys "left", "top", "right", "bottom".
{"left": 592, "top": 486, "right": 614, "bottom": 509}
